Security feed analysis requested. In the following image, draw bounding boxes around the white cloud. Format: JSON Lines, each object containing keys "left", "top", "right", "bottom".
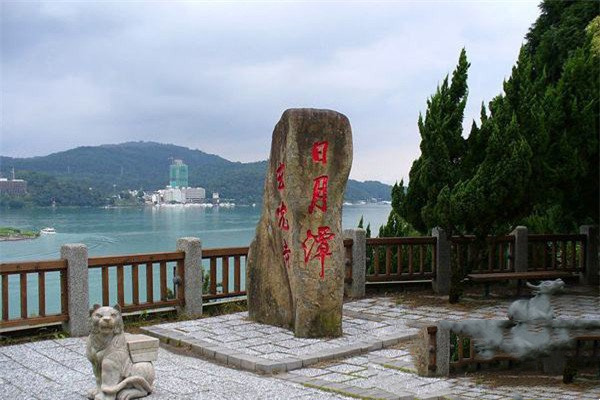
{"left": 1, "top": 0, "right": 541, "bottom": 183}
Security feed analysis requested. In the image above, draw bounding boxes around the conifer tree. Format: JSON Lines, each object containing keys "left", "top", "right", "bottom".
{"left": 402, "top": 48, "right": 470, "bottom": 232}
{"left": 387, "top": 1, "right": 598, "bottom": 300}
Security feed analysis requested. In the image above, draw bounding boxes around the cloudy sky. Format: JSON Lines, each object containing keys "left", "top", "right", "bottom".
{"left": 1, "top": 1, "right": 540, "bottom": 183}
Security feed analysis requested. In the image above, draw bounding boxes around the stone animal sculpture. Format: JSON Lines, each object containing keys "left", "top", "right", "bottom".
{"left": 507, "top": 278, "right": 565, "bottom": 322}
{"left": 87, "top": 304, "right": 155, "bottom": 400}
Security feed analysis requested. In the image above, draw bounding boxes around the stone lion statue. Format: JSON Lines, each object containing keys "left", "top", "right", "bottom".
{"left": 507, "top": 278, "right": 565, "bottom": 322}
{"left": 87, "top": 304, "right": 155, "bottom": 400}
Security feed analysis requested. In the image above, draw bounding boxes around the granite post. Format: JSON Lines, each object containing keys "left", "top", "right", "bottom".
{"left": 247, "top": 108, "right": 353, "bottom": 338}
{"left": 432, "top": 227, "right": 450, "bottom": 295}
{"left": 61, "top": 243, "right": 89, "bottom": 336}
{"left": 343, "top": 229, "right": 366, "bottom": 298}
{"left": 176, "top": 237, "right": 203, "bottom": 317}
{"left": 511, "top": 226, "right": 528, "bottom": 273}
{"left": 435, "top": 324, "right": 450, "bottom": 376}
{"left": 579, "top": 225, "right": 599, "bottom": 285}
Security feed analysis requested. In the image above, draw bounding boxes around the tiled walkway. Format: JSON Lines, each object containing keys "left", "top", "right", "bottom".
{"left": 1, "top": 292, "right": 598, "bottom": 399}
{"left": 274, "top": 294, "right": 600, "bottom": 400}
{"left": 0, "top": 338, "right": 351, "bottom": 400}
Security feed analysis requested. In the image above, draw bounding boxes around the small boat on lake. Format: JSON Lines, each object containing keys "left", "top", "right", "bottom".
{"left": 40, "top": 227, "right": 56, "bottom": 234}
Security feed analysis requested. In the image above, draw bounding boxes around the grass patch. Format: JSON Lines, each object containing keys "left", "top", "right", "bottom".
{"left": 0, "top": 326, "right": 69, "bottom": 346}
{"left": 302, "top": 382, "right": 376, "bottom": 400}
{"left": 0, "top": 226, "right": 39, "bottom": 239}
{"left": 204, "top": 299, "right": 247, "bottom": 316}
{"left": 381, "top": 363, "right": 417, "bottom": 374}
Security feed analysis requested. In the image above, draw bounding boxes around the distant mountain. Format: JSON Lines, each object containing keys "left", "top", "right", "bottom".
{"left": 1, "top": 141, "right": 391, "bottom": 203}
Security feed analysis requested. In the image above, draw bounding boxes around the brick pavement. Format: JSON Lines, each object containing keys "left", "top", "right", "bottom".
{"left": 1, "top": 292, "right": 598, "bottom": 399}
{"left": 141, "top": 307, "right": 420, "bottom": 374}
{"left": 0, "top": 337, "right": 351, "bottom": 399}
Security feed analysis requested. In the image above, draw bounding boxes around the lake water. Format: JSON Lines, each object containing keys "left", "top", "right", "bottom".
{"left": 0, "top": 204, "right": 390, "bottom": 319}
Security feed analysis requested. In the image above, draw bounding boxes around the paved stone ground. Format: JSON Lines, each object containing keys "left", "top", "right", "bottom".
{"left": 1, "top": 292, "right": 598, "bottom": 399}
{"left": 272, "top": 293, "right": 600, "bottom": 400}
{"left": 141, "top": 308, "right": 420, "bottom": 373}
{"left": 279, "top": 339, "right": 600, "bottom": 400}
{"left": 0, "top": 337, "right": 352, "bottom": 400}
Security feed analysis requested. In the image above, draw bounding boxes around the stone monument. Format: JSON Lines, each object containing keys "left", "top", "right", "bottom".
{"left": 247, "top": 108, "right": 352, "bottom": 338}
{"left": 87, "top": 304, "right": 157, "bottom": 400}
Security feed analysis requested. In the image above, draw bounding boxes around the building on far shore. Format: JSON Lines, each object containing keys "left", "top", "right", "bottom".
{"left": 0, "top": 178, "right": 27, "bottom": 196}
{"left": 149, "top": 159, "right": 207, "bottom": 205}
{"left": 184, "top": 187, "right": 206, "bottom": 203}
{"left": 169, "top": 159, "right": 188, "bottom": 188}
{"left": 153, "top": 186, "right": 206, "bottom": 204}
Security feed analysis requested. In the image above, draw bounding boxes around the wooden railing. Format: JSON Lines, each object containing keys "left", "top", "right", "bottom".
{"left": 450, "top": 235, "right": 515, "bottom": 275}
{"left": 448, "top": 330, "right": 516, "bottom": 368}
{"left": 88, "top": 251, "right": 185, "bottom": 314}
{"left": 426, "top": 326, "right": 438, "bottom": 373}
{"left": 365, "top": 237, "right": 437, "bottom": 282}
{"left": 0, "top": 259, "right": 69, "bottom": 329}
{"left": 445, "top": 329, "right": 600, "bottom": 373}
{"left": 426, "top": 324, "right": 600, "bottom": 377}
{"left": 202, "top": 247, "right": 248, "bottom": 300}
{"left": 528, "top": 234, "right": 586, "bottom": 272}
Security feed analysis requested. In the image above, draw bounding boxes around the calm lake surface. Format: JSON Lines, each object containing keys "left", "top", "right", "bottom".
{"left": 0, "top": 204, "right": 391, "bottom": 319}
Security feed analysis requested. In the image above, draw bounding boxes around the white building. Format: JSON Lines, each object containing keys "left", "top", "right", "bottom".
{"left": 160, "top": 188, "right": 184, "bottom": 203}
{"left": 183, "top": 187, "right": 206, "bottom": 203}
{"left": 155, "top": 186, "right": 206, "bottom": 204}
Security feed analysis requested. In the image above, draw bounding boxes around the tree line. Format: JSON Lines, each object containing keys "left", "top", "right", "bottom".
{"left": 381, "top": 1, "right": 598, "bottom": 239}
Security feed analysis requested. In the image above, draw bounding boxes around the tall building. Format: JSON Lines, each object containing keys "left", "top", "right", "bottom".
{"left": 169, "top": 159, "right": 188, "bottom": 188}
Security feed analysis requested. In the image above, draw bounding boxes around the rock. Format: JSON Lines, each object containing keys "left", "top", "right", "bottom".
{"left": 126, "top": 334, "right": 159, "bottom": 363}
{"left": 247, "top": 108, "right": 352, "bottom": 338}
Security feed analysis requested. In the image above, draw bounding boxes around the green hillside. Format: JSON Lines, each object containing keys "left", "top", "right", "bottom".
{"left": 1, "top": 141, "right": 391, "bottom": 206}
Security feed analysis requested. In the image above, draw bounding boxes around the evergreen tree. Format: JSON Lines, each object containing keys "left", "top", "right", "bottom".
{"left": 389, "top": 1, "right": 598, "bottom": 300}
{"left": 378, "top": 210, "right": 417, "bottom": 238}
{"left": 402, "top": 49, "right": 470, "bottom": 232}
{"left": 396, "top": 1, "right": 598, "bottom": 237}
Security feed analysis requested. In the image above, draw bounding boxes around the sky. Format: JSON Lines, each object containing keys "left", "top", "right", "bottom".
{"left": 1, "top": 1, "right": 541, "bottom": 184}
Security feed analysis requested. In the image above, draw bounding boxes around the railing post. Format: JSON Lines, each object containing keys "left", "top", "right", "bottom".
{"left": 432, "top": 227, "right": 450, "bottom": 295}
{"left": 435, "top": 324, "right": 450, "bottom": 376}
{"left": 579, "top": 225, "right": 599, "bottom": 285}
{"left": 343, "top": 229, "right": 366, "bottom": 298}
{"left": 510, "top": 226, "right": 528, "bottom": 273}
{"left": 176, "top": 237, "right": 203, "bottom": 317}
{"left": 60, "top": 243, "right": 89, "bottom": 337}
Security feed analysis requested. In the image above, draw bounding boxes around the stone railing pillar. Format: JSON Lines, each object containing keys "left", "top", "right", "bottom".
{"left": 176, "top": 237, "right": 203, "bottom": 317}
{"left": 343, "top": 229, "right": 366, "bottom": 298}
{"left": 510, "top": 226, "right": 528, "bottom": 273}
{"left": 432, "top": 227, "right": 450, "bottom": 295}
{"left": 435, "top": 324, "right": 450, "bottom": 376}
{"left": 579, "top": 225, "right": 599, "bottom": 285}
{"left": 60, "top": 243, "right": 89, "bottom": 337}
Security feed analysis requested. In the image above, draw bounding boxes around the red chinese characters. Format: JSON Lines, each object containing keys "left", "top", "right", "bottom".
{"left": 282, "top": 240, "right": 291, "bottom": 268}
{"left": 308, "top": 175, "right": 328, "bottom": 214}
{"left": 312, "top": 141, "right": 328, "bottom": 164}
{"left": 276, "top": 163, "right": 285, "bottom": 190}
{"left": 275, "top": 162, "right": 290, "bottom": 268}
{"left": 302, "top": 226, "right": 335, "bottom": 278}
{"left": 276, "top": 201, "right": 290, "bottom": 231}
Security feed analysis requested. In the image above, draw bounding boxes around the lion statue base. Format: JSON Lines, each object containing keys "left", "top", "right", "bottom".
{"left": 87, "top": 304, "right": 156, "bottom": 400}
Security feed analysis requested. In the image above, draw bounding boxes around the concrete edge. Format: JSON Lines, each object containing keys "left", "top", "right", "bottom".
{"left": 140, "top": 325, "right": 418, "bottom": 375}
